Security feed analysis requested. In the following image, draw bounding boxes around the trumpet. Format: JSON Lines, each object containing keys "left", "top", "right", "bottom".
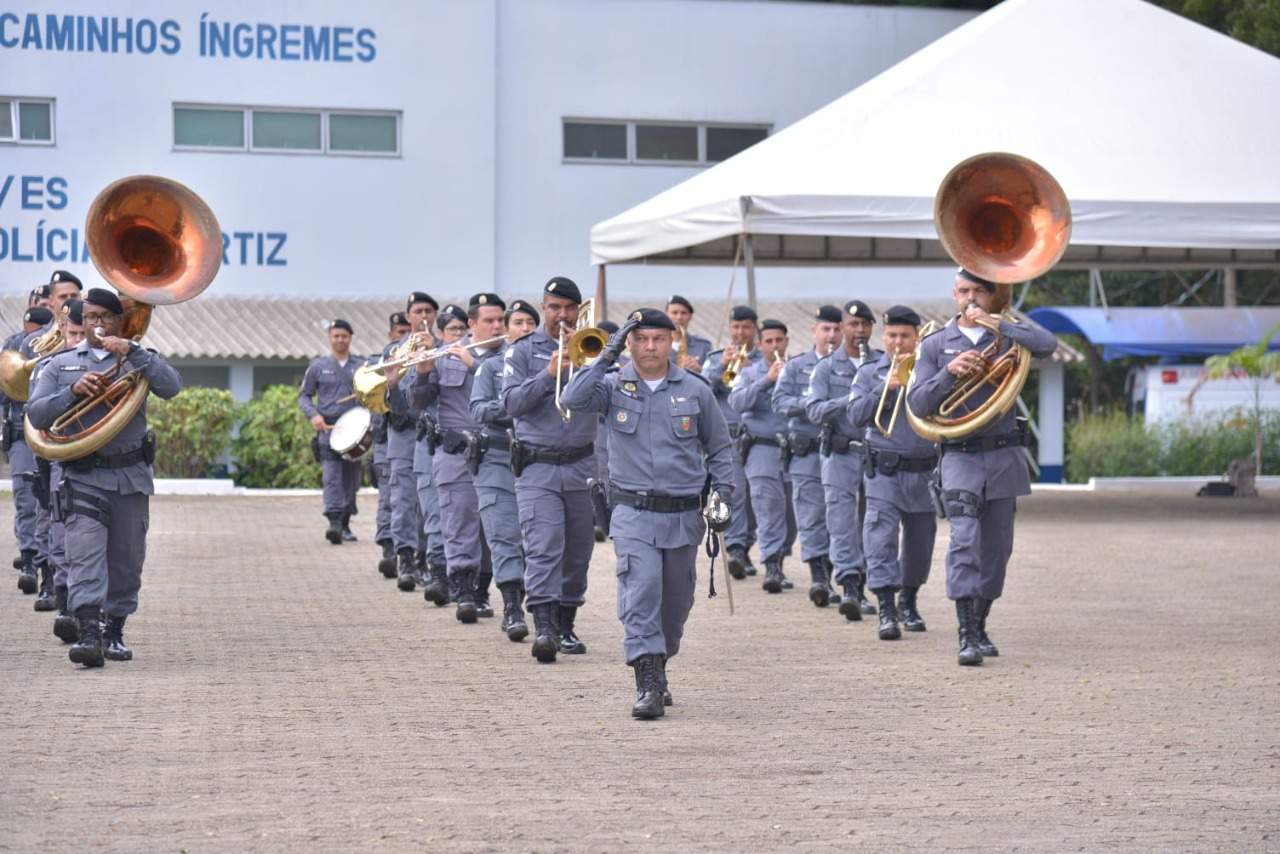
{"left": 722, "top": 351, "right": 746, "bottom": 387}
{"left": 351, "top": 335, "right": 506, "bottom": 414}
{"left": 553, "top": 298, "right": 607, "bottom": 422}
{"left": 873, "top": 350, "right": 914, "bottom": 437}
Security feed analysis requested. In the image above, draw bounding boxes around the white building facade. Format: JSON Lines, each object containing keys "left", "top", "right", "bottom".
{"left": 1, "top": 0, "right": 972, "bottom": 302}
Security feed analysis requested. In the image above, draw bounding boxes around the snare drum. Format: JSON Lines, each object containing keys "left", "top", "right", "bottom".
{"left": 328, "top": 407, "right": 375, "bottom": 462}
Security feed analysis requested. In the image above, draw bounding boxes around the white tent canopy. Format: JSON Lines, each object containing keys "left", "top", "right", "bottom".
{"left": 590, "top": 0, "right": 1280, "bottom": 271}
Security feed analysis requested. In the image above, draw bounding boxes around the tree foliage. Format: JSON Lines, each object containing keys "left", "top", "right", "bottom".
{"left": 1193, "top": 322, "right": 1280, "bottom": 469}
{"left": 232, "top": 384, "right": 323, "bottom": 489}
{"left": 148, "top": 387, "right": 237, "bottom": 479}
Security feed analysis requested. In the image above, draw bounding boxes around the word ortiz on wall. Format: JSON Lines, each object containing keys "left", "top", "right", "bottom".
{"left": 0, "top": 176, "right": 287, "bottom": 268}
{"left": 0, "top": 11, "right": 376, "bottom": 62}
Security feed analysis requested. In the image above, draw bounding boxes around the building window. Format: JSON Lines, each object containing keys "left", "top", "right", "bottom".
{"left": 563, "top": 119, "right": 767, "bottom": 165}
{"left": 173, "top": 104, "right": 400, "bottom": 156}
{"left": 0, "top": 97, "right": 55, "bottom": 144}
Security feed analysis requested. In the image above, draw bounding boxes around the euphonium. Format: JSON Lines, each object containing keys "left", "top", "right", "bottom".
{"left": 903, "top": 152, "right": 1071, "bottom": 443}
{"left": 25, "top": 175, "right": 220, "bottom": 461}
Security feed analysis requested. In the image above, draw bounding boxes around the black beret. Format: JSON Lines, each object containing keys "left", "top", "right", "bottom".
{"left": 469, "top": 292, "right": 505, "bottom": 310}
{"left": 49, "top": 270, "right": 83, "bottom": 289}
{"left": 24, "top": 307, "right": 52, "bottom": 325}
{"left": 63, "top": 299, "right": 83, "bottom": 325}
{"left": 388, "top": 311, "right": 409, "bottom": 329}
{"left": 543, "top": 276, "right": 582, "bottom": 304}
{"left": 760, "top": 318, "right": 788, "bottom": 335}
{"left": 437, "top": 304, "right": 468, "bottom": 330}
{"left": 883, "top": 305, "right": 923, "bottom": 327}
{"left": 83, "top": 288, "right": 123, "bottom": 316}
{"left": 843, "top": 300, "right": 874, "bottom": 322}
{"left": 29, "top": 285, "right": 49, "bottom": 303}
{"left": 506, "top": 299, "right": 540, "bottom": 326}
{"left": 626, "top": 307, "right": 676, "bottom": 331}
{"left": 729, "top": 305, "right": 757, "bottom": 323}
{"left": 666, "top": 294, "right": 694, "bottom": 314}
{"left": 957, "top": 267, "right": 997, "bottom": 292}
{"left": 597, "top": 320, "right": 620, "bottom": 335}
{"left": 406, "top": 291, "right": 439, "bottom": 311}
{"left": 330, "top": 319, "right": 353, "bottom": 335}
{"left": 814, "top": 304, "right": 842, "bottom": 324}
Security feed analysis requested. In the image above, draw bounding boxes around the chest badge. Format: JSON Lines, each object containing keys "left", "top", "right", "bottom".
{"left": 617, "top": 411, "right": 628, "bottom": 423}
{"left": 679, "top": 416, "right": 692, "bottom": 433}
{"left": 623, "top": 381, "right": 637, "bottom": 393}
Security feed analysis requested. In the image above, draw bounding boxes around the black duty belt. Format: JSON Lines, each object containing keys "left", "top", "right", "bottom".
{"left": 867, "top": 448, "right": 936, "bottom": 477}
{"left": 825, "top": 432, "right": 864, "bottom": 456}
{"left": 787, "top": 433, "right": 819, "bottom": 457}
{"left": 942, "top": 431, "right": 1027, "bottom": 454}
{"left": 479, "top": 432, "right": 510, "bottom": 453}
{"left": 747, "top": 433, "right": 780, "bottom": 448}
{"left": 609, "top": 487, "right": 701, "bottom": 513}
{"left": 386, "top": 412, "right": 413, "bottom": 432}
{"left": 68, "top": 432, "right": 156, "bottom": 473}
{"left": 524, "top": 442, "right": 595, "bottom": 466}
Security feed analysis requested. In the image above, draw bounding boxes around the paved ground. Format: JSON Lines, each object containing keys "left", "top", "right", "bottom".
{"left": 0, "top": 490, "right": 1277, "bottom": 852}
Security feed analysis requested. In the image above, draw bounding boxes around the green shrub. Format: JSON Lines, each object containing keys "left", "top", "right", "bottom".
{"left": 149, "top": 387, "right": 236, "bottom": 478}
{"left": 232, "top": 384, "right": 321, "bottom": 488}
{"left": 1065, "top": 410, "right": 1161, "bottom": 482}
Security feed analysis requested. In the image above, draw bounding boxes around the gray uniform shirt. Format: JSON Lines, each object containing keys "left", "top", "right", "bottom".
{"left": 26, "top": 340, "right": 182, "bottom": 495}
{"left": 805, "top": 345, "right": 878, "bottom": 438}
{"left": 848, "top": 352, "right": 937, "bottom": 512}
{"left": 499, "top": 326, "right": 596, "bottom": 450}
{"left": 906, "top": 315, "right": 1058, "bottom": 500}
{"left": 469, "top": 343, "right": 515, "bottom": 483}
{"left": 411, "top": 337, "right": 503, "bottom": 485}
{"left": 703, "top": 346, "right": 762, "bottom": 429}
{"left": 772, "top": 348, "right": 825, "bottom": 439}
{"left": 297, "top": 355, "right": 359, "bottom": 424}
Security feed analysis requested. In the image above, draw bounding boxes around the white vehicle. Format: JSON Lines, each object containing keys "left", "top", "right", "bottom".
{"left": 1129, "top": 363, "right": 1280, "bottom": 425}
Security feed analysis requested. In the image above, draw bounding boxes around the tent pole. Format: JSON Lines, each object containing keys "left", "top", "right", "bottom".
{"left": 596, "top": 264, "right": 608, "bottom": 321}
{"left": 1223, "top": 267, "right": 1237, "bottom": 307}
{"left": 743, "top": 235, "right": 757, "bottom": 311}
{"left": 1037, "top": 360, "right": 1065, "bottom": 483}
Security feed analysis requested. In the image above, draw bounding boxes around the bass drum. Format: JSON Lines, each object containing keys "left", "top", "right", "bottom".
{"left": 328, "top": 407, "right": 375, "bottom": 462}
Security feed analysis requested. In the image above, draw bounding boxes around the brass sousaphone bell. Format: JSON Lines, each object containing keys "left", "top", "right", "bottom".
{"left": 902, "top": 152, "right": 1071, "bottom": 442}
{"left": 24, "top": 176, "right": 221, "bottom": 461}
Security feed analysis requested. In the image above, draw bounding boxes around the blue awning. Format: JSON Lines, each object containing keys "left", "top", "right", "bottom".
{"left": 1025, "top": 307, "right": 1280, "bottom": 361}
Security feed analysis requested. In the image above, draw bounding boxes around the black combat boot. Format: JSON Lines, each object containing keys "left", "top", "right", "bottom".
{"left": 855, "top": 571, "right": 876, "bottom": 615}
{"left": 779, "top": 569, "right": 794, "bottom": 590}
{"left": 423, "top": 561, "right": 449, "bottom": 607}
{"left": 659, "top": 657, "right": 673, "bottom": 707}
{"left": 975, "top": 598, "right": 999, "bottom": 657}
{"left": 726, "top": 545, "right": 748, "bottom": 580}
{"left": 12, "top": 554, "right": 21, "bottom": 570}
{"left": 742, "top": 553, "right": 758, "bottom": 577}
{"left": 955, "top": 598, "right": 984, "bottom": 666}
{"left": 899, "top": 586, "right": 927, "bottom": 632}
{"left": 453, "top": 568, "right": 478, "bottom": 624}
{"left": 414, "top": 550, "right": 430, "bottom": 588}
{"left": 558, "top": 604, "right": 587, "bottom": 654}
{"left": 762, "top": 554, "right": 784, "bottom": 594}
{"left": 630, "top": 654, "right": 666, "bottom": 720}
{"left": 824, "top": 556, "right": 841, "bottom": 605}
{"left": 395, "top": 548, "right": 417, "bottom": 592}
{"left": 377, "top": 540, "right": 397, "bottom": 578}
{"left": 17, "top": 549, "right": 37, "bottom": 595}
{"left": 499, "top": 582, "right": 529, "bottom": 642}
{"left": 33, "top": 561, "right": 56, "bottom": 611}
{"left": 807, "top": 557, "right": 830, "bottom": 608}
{"left": 874, "top": 587, "right": 901, "bottom": 640}
{"left": 838, "top": 576, "right": 863, "bottom": 622}
{"left": 475, "top": 568, "right": 494, "bottom": 618}
{"left": 325, "top": 514, "right": 343, "bottom": 545}
{"left": 530, "top": 604, "right": 559, "bottom": 663}
{"left": 53, "top": 585, "right": 77, "bottom": 643}
{"left": 103, "top": 614, "right": 133, "bottom": 661}
{"left": 68, "top": 605, "right": 105, "bottom": 668}
{"left": 340, "top": 513, "right": 357, "bottom": 542}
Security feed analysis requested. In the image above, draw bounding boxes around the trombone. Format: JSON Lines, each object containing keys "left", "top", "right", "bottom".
{"left": 873, "top": 350, "right": 914, "bottom": 437}
{"left": 351, "top": 335, "right": 506, "bottom": 414}
{"left": 553, "top": 298, "right": 607, "bottom": 422}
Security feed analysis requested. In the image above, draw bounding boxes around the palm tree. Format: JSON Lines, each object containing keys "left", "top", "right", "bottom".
{"left": 1192, "top": 322, "right": 1280, "bottom": 474}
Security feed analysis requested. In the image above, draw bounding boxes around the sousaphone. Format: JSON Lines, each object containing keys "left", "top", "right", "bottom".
{"left": 25, "top": 176, "right": 221, "bottom": 460}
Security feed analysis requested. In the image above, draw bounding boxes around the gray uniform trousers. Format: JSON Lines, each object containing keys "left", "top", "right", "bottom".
{"left": 372, "top": 440, "right": 391, "bottom": 544}
{"left": 49, "top": 462, "right": 67, "bottom": 585}
{"left": 943, "top": 488, "right": 1015, "bottom": 601}
{"left": 725, "top": 449, "right": 751, "bottom": 551}
{"left": 820, "top": 451, "right": 866, "bottom": 582}
{"left": 515, "top": 460, "right": 594, "bottom": 609}
{"left": 386, "top": 425, "right": 421, "bottom": 553}
{"left": 745, "top": 444, "right": 789, "bottom": 560}
{"left": 64, "top": 482, "right": 148, "bottom": 616}
{"left": 7, "top": 437, "right": 45, "bottom": 559}
{"left": 476, "top": 454, "right": 524, "bottom": 587}
{"left": 320, "top": 450, "right": 361, "bottom": 518}
{"left": 613, "top": 507, "right": 700, "bottom": 664}
{"left": 434, "top": 450, "right": 483, "bottom": 576}
{"left": 864, "top": 497, "right": 937, "bottom": 591}
{"left": 788, "top": 451, "right": 829, "bottom": 562}
{"left": 413, "top": 438, "right": 445, "bottom": 563}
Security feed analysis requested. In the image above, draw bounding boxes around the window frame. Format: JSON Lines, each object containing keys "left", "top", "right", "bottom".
{"left": 0, "top": 96, "right": 56, "bottom": 146}
{"left": 173, "top": 102, "right": 401, "bottom": 158}
{"left": 561, "top": 117, "right": 769, "bottom": 166}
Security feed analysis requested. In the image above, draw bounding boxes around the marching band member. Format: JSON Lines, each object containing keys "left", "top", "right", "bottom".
{"left": 559, "top": 308, "right": 734, "bottom": 719}
{"left": 27, "top": 288, "right": 182, "bottom": 667}
{"left": 590, "top": 319, "right": 621, "bottom": 543}
{"left": 804, "top": 300, "right": 879, "bottom": 616}
{"left": 847, "top": 306, "right": 938, "bottom": 639}
{"left": 298, "top": 319, "right": 362, "bottom": 545}
{"left": 770, "top": 305, "right": 841, "bottom": 597}
{"left": 5, "top": 305, "right": 51, "bottom": 595}
{"left": 727, "top": 319, "right": 793, "bottom": 595}
{"left": 469, "top": 299, "right": 538, "bottom": 641}
{"left": 664, "top": 295, "right": 711, "bottom": 372}
{"left": 702, "top": 305, "right": 761, "bottom": 580}
{"left": 411, "top": 294, "right": 507, "bottom": 623}
{"left": 372, "top": 312, "right": 411, "bottom": 577}
{"left": 906, "top": 270, "right": 1058, "bottom": 665}
{"left": 42, "top": 300, "right": 86, "bottom": 638}
{"left": 499, "top": 277, "right": 597, "bottom": 664}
